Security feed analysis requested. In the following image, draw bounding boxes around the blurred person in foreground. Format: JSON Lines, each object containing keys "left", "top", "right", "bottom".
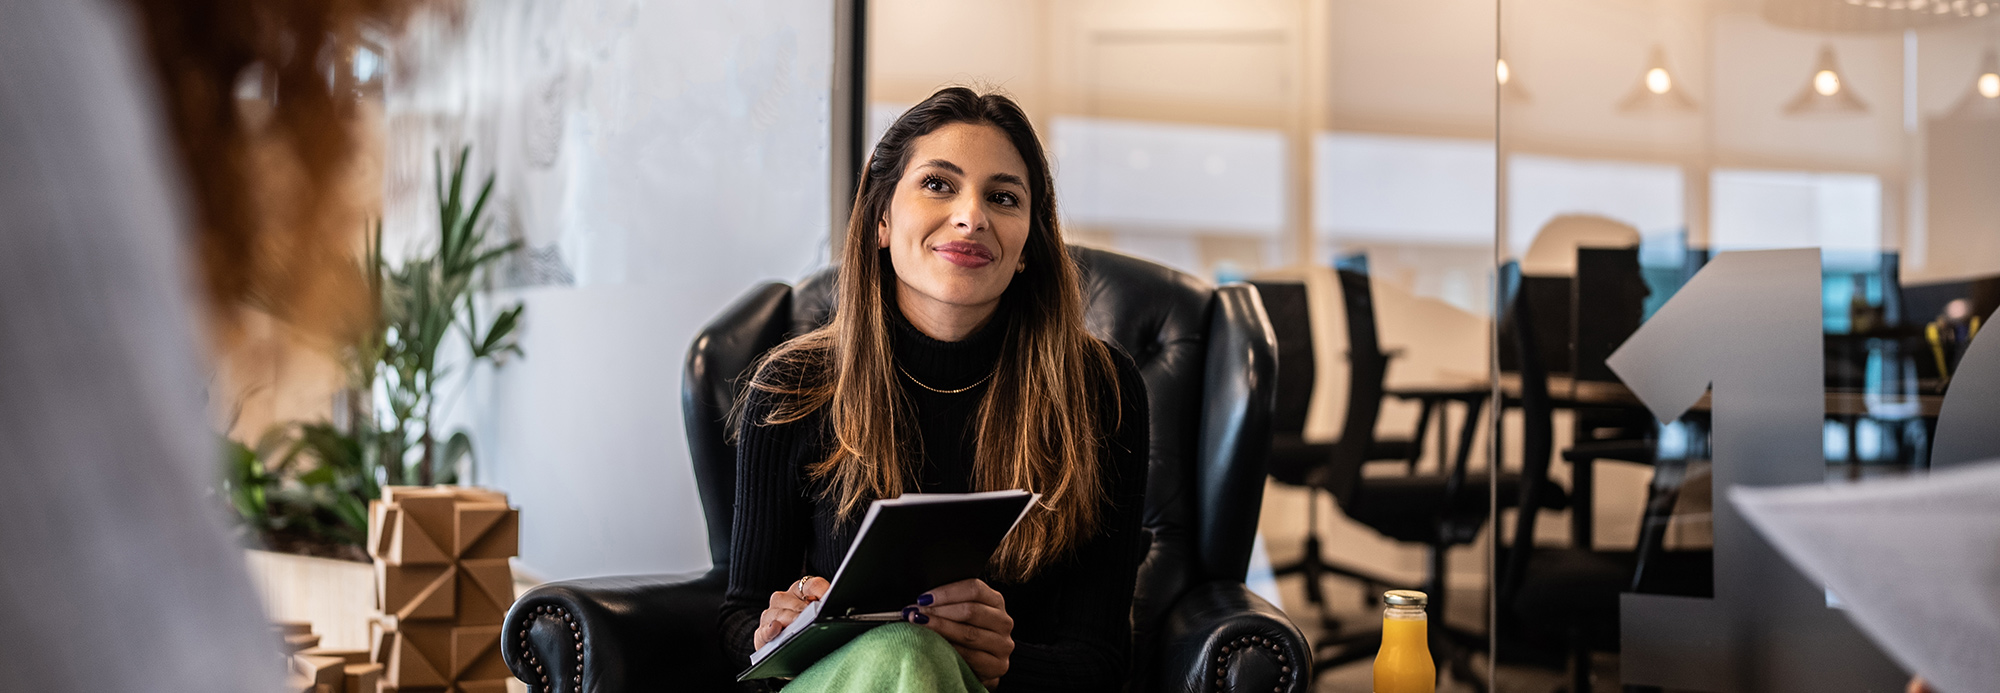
{"left": 721, "top": 87, "right": 1149, "bottom": 692}
{"left": 1, "top": 0, "right": 413, "bottom": 689}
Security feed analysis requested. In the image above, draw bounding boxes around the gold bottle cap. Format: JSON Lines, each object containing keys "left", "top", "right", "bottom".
{"left": 1383, "top": 590, "right": 1428, "bottom": 607}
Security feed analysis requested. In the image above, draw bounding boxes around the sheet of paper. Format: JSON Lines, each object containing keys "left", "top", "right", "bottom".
{"left": 749, "top": 599, "right": 821, "bottom": 665}
{"left": 1729, "top": 459, "right": 2000, "bottom": 693}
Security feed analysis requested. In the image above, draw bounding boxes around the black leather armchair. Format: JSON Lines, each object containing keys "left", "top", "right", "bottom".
{"left": 500, "top": 246, "right": 1309, "bottom": 693}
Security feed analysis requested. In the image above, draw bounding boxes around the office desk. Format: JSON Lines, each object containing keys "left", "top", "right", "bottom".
{"left": 1383, "top": 383, "right": 1489, "bottom": 481}
{"left": 1394, "top": 374, "right": 1944, "bottom": 549}
{"left": 1490, "top": 374, "right": 1945, "bottom": 418}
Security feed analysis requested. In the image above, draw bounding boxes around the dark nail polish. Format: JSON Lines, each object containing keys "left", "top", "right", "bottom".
{"left": 901, "top": 606, "right": 917, "bottom": 619}
{"left": 917, "top": 593, "right": 934, "bottom": 606}
{"left": 912, "top": 613, "right": 929, "bottom": 625}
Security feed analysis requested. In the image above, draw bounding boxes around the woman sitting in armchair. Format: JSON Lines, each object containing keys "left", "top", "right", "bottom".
{"left": 718, "top": 87, "right": 1150, "bottom": 692}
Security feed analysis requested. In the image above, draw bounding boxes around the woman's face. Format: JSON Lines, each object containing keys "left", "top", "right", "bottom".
{"left": 878, "top": 122, "right": 1033, "bottom": 329}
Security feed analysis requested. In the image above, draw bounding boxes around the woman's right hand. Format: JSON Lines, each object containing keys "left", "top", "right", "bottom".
{"left": 753, "top": 575, "right": 829, "bottom": 650}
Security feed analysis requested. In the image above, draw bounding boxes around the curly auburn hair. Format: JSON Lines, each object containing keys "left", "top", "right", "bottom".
{"left": 125, "top": 0, "right": 424, "bottom": 339}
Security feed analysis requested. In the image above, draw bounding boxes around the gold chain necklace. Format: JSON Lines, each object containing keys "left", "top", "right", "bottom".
{"left": 897, "top": 365, "right": 994, "bottom": 394}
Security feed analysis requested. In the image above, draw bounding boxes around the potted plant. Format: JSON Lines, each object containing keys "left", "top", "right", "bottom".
{"left": 224, "top": 144, "right": 522, "bottom": 557}
{"left": 369, "top": 145, "right": 524, "bottom": 487}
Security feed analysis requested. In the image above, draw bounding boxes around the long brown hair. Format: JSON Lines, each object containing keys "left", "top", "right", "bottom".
{"left": 126, "top": 0, "right": 420, "bottom": 340}
{"left": 745, "top": 87, "right": 1120, "bottom": 583}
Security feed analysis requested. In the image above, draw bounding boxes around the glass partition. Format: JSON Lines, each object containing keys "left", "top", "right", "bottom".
{"left": 1497, "top": 0, "right": 1999, "bottom": 689}
{"left": 869, "top": 1, "right": 1998, "bottom": 689}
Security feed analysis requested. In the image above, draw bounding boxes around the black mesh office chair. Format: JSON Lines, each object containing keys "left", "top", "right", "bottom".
{"left": 1255, "top": 279, "right": 1415, "bottom": 628}
{"left": 1561, "top": 246, "right": 1659, "bottom": 549}
{"left": 1257, "top": 261, "right": 1561, "bottom": 686}
{"left": 1495, "top": 261, "right": 1711, "bottom": 693}
{"left": 498, "top": 246, "right": 1311, "bottom": 693}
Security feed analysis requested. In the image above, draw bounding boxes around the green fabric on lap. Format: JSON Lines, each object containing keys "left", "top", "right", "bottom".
{"left": 783, "top": 622, "right": 988, "bottom": 693}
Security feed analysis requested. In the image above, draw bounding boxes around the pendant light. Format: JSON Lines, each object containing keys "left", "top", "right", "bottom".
{"left": 1619, "top": 45, "right": 1698, "bottom": 113}
{"left": 1498, "top": 57, "right": 1531, "bottom": 102}
{"left": 1977, "top": 48, "right": 2000, "bottom": 99}
{"left": 1943, "top": 48, "right": 2000, "bottom": 120}
{"left": 1785, "top": 44, "right": 1869, "bottom": 115}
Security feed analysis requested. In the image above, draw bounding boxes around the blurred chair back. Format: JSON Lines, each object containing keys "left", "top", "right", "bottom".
{"left": 1321, "top": 263, "right": 1392, "bottom": 502}
{"left": 1498, "top": 275, "right": 1574, "bottom": 377}
{"left": 1572, "top": 246, "right": 1646, "bottom": 383}
{"left": 1248, "top": 279, "right": 1318, "bottom": 486}
{"left": 1498, "top": 260, "right": 1556, "bottom": 606}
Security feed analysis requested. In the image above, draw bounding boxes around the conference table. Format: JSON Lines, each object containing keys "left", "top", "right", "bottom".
{"left": 1395, "top": 373, "right": 1944, "bottom": 419}
{"left": 1385, "top": 373, "right": 1945, "bottom": 548}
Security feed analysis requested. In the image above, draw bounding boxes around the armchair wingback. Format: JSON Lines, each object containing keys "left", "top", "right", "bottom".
{"left": 501, "top": 246, "right": 1308, "bottom": 693}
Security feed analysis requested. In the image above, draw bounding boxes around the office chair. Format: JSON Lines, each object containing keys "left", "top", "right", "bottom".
{"left": 1563, "top": 246, "right": 1655, "bottom": 549}
{"left": 1496, "top": 261, "right": 1711, "bottom": 693}
{"left": 498, "top": 246, "right": 1311, "bottom": 693}
{"left": 1264, "top": 261, "right": 1562, "bottom": 687}
{"left": 1254, "top": 278, "right": 1416, "bottom": 631}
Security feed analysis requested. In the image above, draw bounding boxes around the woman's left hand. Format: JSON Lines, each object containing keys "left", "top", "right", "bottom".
{"left": 909, "top": 578, "right": 1013, "bottom": 689}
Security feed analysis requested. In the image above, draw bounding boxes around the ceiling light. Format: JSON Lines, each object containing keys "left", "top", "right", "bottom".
{"left": 1944, "top": 48, "right": 2000, "bottom": 119}
{"left": 1646, "top": 67, "right": 1672, "bottom": 94}
{"left": 1619, "top": 45, "right": 1697, "bottom": 113}
{"left": 1785, "top": 44, "right": 1868, "bottom": 116}
{"left": 1496, "top": 57, "right": 1531, "bottom": 102}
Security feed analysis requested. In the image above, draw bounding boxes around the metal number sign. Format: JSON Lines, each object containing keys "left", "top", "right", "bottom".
{"left": 1603, "top": 249, "right": 1906, "bottom": 692}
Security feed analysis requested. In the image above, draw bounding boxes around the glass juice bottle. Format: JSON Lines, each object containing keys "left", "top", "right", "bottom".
{"left": 1373, "top": 590, "right": 1435, "bottom": 693}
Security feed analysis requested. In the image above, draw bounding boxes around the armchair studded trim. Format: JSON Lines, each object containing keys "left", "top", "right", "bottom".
{"left": 1212, "top": 634, "right": 1295, "bottom": 692}
{"left": 1160, "top": 581, "right": 1312, "bottom": 693}
{"left": 514, "top": 604, "right": 584, "bottom": 693}
{"left": 501, "top": 571, "right": 732, "bottom": 693}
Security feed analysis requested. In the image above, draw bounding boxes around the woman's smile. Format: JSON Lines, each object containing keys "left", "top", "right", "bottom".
{"left": 877, "top": 121, "right": 1034, "bottom": 340}
{"left": 932, "top": 240, "right": 995, "bottom": 269}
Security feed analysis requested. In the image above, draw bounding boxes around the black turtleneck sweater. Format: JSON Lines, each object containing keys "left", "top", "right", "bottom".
{"left": 719, "top": 303, "right": 1150, "bottom": 692}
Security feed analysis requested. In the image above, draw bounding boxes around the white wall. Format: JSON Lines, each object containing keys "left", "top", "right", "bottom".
{"left": 386, "top": 0, "right": 834, "bottom": 580}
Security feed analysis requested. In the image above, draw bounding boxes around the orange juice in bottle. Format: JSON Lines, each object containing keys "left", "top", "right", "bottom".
{"left": 1372, "top": 590, "right": 1435, "bottom": 693}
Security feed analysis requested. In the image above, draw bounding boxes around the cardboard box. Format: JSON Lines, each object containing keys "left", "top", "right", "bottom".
{"left": 382, "top": 622, "right": 453, "bottom": 689}
{"left": 300, "top": 647, "right": 371, "bottom": 666}
{"left": 377, "top": 563, "right": 456, "bottom": 621}
{"left": 368, "top": 501, "right": 394, "bottom": 558}
{"left": 383, "top": 501, "right": 452, "bottom": 566}
{"left": 367, "top": 487, "right": 519, "bottom": 691}
{"left": 449, "top": 625, "right": 509, "bottom": 681}
{"left": 452, "top": 679, "right": 510, "bottom": 693}
{"left": 342, "top": 662, "right": 383, "bottom": 693}
{"left": 455, "top": 558, "right": 512, "bottom": 626}
{"left": 370, "top": 618, "right": 393, "bottom": 664}
{"left": 294, "top": 653, "right": 346, "bottom": 688}
{"left": 453, "top": 503, "right": 517, "bottom": 559}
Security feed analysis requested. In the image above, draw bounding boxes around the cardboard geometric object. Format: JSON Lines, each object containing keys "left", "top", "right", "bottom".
{"left": 341, "top": 662, "right": 381, "bottom": 693}
{"left": 451, "top": 625, "right": 509, "bottom": 680}
{"left": 296, "top": 653, "right": 345, "bottom": 688}
{"left": 378, "top": 562, "right": 456, "bottom": 621}
{"left": 367, "top": 486, "right": 518, "bottom": 692}
{"left": 455, "top": 558, "right": 513, "bottom": 627}
{"left": 382, "top": 621, "right": 452, "bottom": 689}
{"left": 272, "top": 625, "right": 378, "bottom": 693}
